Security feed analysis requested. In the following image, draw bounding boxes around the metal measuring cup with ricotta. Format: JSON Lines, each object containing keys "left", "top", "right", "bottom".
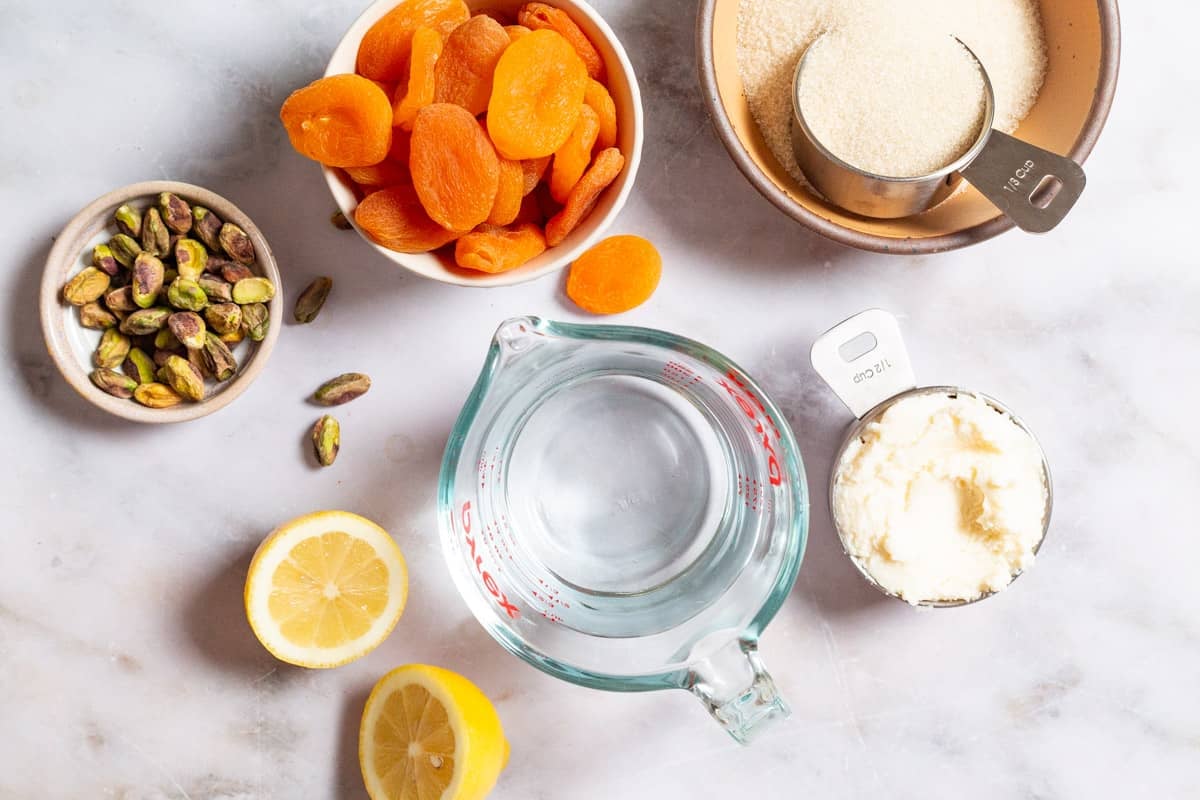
{"left": 811, "top": 310, "right": 1052, "bottom": 606}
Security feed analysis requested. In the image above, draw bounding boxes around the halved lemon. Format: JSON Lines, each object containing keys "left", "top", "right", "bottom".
{"left": 244, "top": 510, "right": 408, "bottom": 668}
{"left": 360, "top": 664, "right": 509, "bottom": 800}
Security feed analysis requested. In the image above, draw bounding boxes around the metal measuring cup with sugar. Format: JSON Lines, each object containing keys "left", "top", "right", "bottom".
{"left": 791, "top": 35, "right": 1086, "bottom": 231}
{"left": 810, "top": 309, "right": 1054, "bottom": 607}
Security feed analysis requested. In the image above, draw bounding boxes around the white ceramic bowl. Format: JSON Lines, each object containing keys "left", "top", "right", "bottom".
{"left": 323, "top": 0, "right": 643, "bottom": 286}
{"left": 40, "top": 181, "right": 283, "bottom": 424}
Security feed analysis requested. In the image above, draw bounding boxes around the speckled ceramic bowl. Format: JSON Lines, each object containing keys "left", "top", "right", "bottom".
{"left": 697, "top": 0, "right": 1121, "bottom": 254}
{"left": 40, "top": 181, "right": 282, "bottom": 424}
{"left": 324, "top": 0, "right": 643, "bottom": 286}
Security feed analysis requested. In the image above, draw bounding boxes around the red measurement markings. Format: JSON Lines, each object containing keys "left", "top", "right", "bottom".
{"left": 736, "top": 473, "right": 764, "bottom": 513}
{"left": 459, "top": 501, "right": 520, "bottom": 619}
{"left": 718, "top": 371, "right": 785, "bottom": 486}
{"left": 532, "top": 577, "right": 569, "bottom": 623}
{"left": 661, "top": 360, "right": 703, "bottom": 388}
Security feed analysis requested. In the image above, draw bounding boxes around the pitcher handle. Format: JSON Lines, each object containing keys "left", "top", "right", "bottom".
{"left": 687, "top": 639, "right": 789, "bottom": 744}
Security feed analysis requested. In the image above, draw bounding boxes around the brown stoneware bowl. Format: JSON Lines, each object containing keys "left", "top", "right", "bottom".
{"left": 40, "top": 181, "right": 282, "bottom": 423}
{"left": 697, "top": 0, "right": 1121, "bottom": 254}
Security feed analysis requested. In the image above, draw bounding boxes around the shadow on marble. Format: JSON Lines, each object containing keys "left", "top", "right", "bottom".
{"left": 181, "top": 539, "right": 308, "bottom": 683}
{"left": 603, "top": 0, "right": 859, "bottom": 276}
{"left": 335, "top": 683, "right": 373, "bottom": 800}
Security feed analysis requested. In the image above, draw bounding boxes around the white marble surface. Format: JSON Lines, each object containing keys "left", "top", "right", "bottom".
{"left": 2, "top": 1, "right": 1197, "bottom": 798}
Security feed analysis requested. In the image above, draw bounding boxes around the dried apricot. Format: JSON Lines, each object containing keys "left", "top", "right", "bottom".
{"left": 517, "top": 3, "right": 605, "bottom": 81}
{"left": 521, "top": 156, "right": 552, "bottom": 195}
{"left": 566, "top": 235, "right": 661, "bottom": 314}
{"left": 357, "top": 0, "right": 469, "bottom": 81}
{"left": 505, "top": 24, "right": 532, "bottom": 43}
{"left": 434, "top": 15, "right": 511, "bottom": 116}
{"left": 487, "top": 29, "right": 588, "bottom": 160}
{"left": 345, "top": 160, "right": 410, "bottom": 187}
{"left": 584, "top": 79, "right": 618, "bottom": 151}
{"left": 545, "top": 146, "right": 623, "bottom": 246}
{"left": 488, "top": 158, "right": 525, "bottom": 226}
{"left": 514, "top": 192, "right": 545, "bottom": 225}
{"left": 549, "top": 105, "right": 600, "bottom": 203}
{"left": 392, "top": 26, "right": 443, "bottom": 130}
{"left": 455, "top": 223, "right": 547, "bottom": 273}
{"left": 388, "top": 129, "right": 413, "bottom": 164}
{"left": 410, "top": 103, "right": 501, "bottom": 231}
{"left": 280, "top": 75, "right": 393, "bottom": 167}
{"left": 354, "top": 184, "right": 460, "bottom": 253}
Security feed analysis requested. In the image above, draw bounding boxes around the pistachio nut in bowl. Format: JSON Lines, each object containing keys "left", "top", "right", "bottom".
{"left": 40, "top": 181, "right": 282, "bottom": 424}
{"left": 315, "top": 0, "right": 643, "bottom": 286}
{"left": 697, "top": 0, "right": 1120, "bottom": 253}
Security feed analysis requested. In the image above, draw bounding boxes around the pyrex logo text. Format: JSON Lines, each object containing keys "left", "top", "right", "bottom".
{"left": 460, "top": 501, "right": 520, "bottom": 619}
{"left": 718, "top": 371, "right": 785, "bottom": 486}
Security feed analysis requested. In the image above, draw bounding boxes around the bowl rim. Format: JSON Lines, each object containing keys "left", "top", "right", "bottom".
{"left": 39, "top": 180, "right": 283, "bottom": 424}
{"left": 695, "top": 0, "right": 1122, "bottom": 254}
{"left": 321, "top": 0, "right": 645, "bottom": 287}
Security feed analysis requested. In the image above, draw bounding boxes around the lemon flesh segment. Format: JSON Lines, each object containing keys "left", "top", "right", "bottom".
{"left": 245, "top": 511, "right": 408, "bottom": 668}
{"left": 360, "top": 665, "right": 509, "bottom": 800}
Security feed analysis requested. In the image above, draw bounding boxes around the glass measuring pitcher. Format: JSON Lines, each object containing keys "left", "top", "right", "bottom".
{"left": 438, "top": 317, "right": 808, "bottom": 743}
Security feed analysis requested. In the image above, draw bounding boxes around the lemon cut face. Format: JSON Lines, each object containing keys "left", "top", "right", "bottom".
{"left": 360, "top": 664, "right": 509, "bottom": 800}
{"left": 245, "top": 511, "right": 408, "bottom": 668}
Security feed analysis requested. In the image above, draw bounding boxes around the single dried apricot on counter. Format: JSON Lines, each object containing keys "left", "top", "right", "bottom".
{"left": 392, "top": 25, "right": 443, "bottom": 130}
{"left": 281, "top": 74, "right": 394, "bottom": 167}
{"left": 584, "top": 79, "right": 618, "bottom": 151}
{"left": 455, "top": 223, "right": 547, "bottom": 273}
{"left": 566, "top": 235, "right": 661, "bottom": 314}
{"left": 487, "top": 29, "right": 588, "bottom": 160}
{"left": 488, "top": 158, "right": 525, "bottom": 226}
{"left": 550, "top": 105, "right": 599, "bottom": 203}
{"left": 357, "top": 0, "right": 469, "bottom": 81}
{"left": 410, "top": 103, "right": 500, "bottom": 231}
{"left": 434, "top": 14, "right": 511, "bottom": 116}
{"left": 545, "top": 146, "right": 624, "bottom": 246}
{"left": 505, "top": 24, "right": 532, "bottom": 43}
{"left": 345, "top": 159, "right": 410, "bottom": 187}
{"left": 354, "top": 184, "right": 460, "bottom": 253}
{"left": 517, "top": 2, "right": 605, "bottom": 81}
{"left": 521, "top": 156, "right": 552, "bottom": 195}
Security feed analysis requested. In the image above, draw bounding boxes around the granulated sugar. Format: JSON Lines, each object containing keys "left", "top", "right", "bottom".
{"left": 797, "top": 29, "right": 986, "bottom": 177}
{"left": 737, "top": 0, "right": 1046, "bottom": 183}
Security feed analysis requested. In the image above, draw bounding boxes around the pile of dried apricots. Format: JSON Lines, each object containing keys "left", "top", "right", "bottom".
{"left": 279, "top": 0, "right": 660, "bottom": 312}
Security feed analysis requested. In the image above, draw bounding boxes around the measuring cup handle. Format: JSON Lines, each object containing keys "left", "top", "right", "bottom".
{"left": 959, "top": 130, "right": 1086, "bottom": 233}
{"left": 686, "top": 640, "right": 789, "bottom": 744}
{"left": 810, "top": 309, "right": 917, "bottom": 418}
